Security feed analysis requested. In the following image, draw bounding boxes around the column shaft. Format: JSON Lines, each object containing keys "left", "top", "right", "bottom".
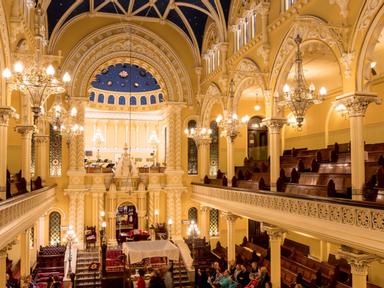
{"left": 38, "top": 216, "right": 45, "bottom": 247}
{"left": 225, "top": 214, "right": 238, "bottom": 267}
{"left": 270, "top": 131, "right": 281, "bottom": 192}
{"left": 199, "top": 142, "right": 210, "bottom": 180}
{"left": 226, "top": 138, "right": 234, "bottom": 181}
{"left": 0, "top": 249, "right": 7, "bottom": 288}
{"left": 270, "top": 237, "right": 281, "bottom": 288}
{"left": 0, "top": 124, "right": 8, "bottom": 200}
{"left": 199, "top": 207, "right": 210, "bottom": 240}
{"left": 20, "top": 230, "right": 30, "bottom": 277}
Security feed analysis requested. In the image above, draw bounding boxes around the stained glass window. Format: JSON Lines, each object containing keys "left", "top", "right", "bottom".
{"left": 108, "top": 95, "right": 115, "bottom": 104}
{"left": 209, "top": 121, "right": 219, "bottom": 176}
{"left": 140, "top": 96, "right": 147, "bottom": 105}
{"left": 209, "top": 209, "right": 219, "bottom": 236}
{"left": 98, "top": 94, "right": 104, "bottom": 103}
{"left": 188, "top": 207, "right": 198, "bottom": 223}
{"left": 130, "top": 96, "right": 137, "bottom": 105}
{"left": 150, "top": 95, "right": 156, "bottom": 104}
{"left": 119, "top": 96, "right": 126, "bottom": 105}
{"left": 188, "top": 120, "right": 198, "bottom": 175}
{"left": 49, "top": 212, "right": 61, "bottom": 245}
{"left": 49, "top": 124, "right": 62, "bottom": 177}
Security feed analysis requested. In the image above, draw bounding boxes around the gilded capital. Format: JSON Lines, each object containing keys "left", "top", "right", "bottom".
{"left": 262, "top": 118, "right": 286, "bottom": 133}
{"left": 337, "top": 247, "right": 379, "bottom": 276}
{"left": 0, "top": 106, "right": 18, "bottom": 126}
{"left": 336, "top": 92, "right": 381, "bottom": 117}
{"left": 15, "top": 124, "right": 36, "bottom": 136}
{"left": 261, "top": 224, "right": 285, "bottom": 241}
{"left": 224, "top": 212, "right": 240, "bottom": 223}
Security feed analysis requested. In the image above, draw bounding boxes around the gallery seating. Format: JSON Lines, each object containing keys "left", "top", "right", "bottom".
{"left": 33, "top": 246, "right": 65, "bottom": 287}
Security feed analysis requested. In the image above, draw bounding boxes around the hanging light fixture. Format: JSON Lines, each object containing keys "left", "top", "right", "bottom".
{"left": 184, "top": 126, "right": 212, "bottom": 145}
{"left": 215, "top": 79, "right": 249, "bottom": 142}
{"left": 2, "top": 3, "right": 71, "bottom": 123}
{"left": 279, "top": 34, "right": 327, "bottom": 127}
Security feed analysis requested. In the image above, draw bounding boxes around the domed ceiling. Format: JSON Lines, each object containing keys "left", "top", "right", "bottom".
{"left": 46, "top": 0, "right": 231, "bottom": 51}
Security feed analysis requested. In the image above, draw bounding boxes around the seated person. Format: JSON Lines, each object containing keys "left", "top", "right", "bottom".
{"left": 237, "top": 264, "right": 250, "bottom": 287}
{"left": 218, "top": 270, "right": 238, "bottom": 288}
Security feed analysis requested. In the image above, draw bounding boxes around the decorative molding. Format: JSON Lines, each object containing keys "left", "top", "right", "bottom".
{"left": 15, "top": 125, "right": 36, "bottom": 136}
{"left": 356, "top": 0, "right": 383, "bottom": 31}
{"left": 338, "top": 247, "right": 379, "bottom": 276}
{"left": 329, "top": 0, "right": 349, "bottom": 19}
{"left": 340, "top": 52, "right": 354, "bottom": 80}
{"left": 261, "top": 224, "right": 285, "bottom": 242}
{"left": 262, "top": 118, "right": 286, "bottom": 134}
{"left": 0, "top": 106, "right": 18, "bottom": 126}
{"left": 336, "top": 92, "right": 381, "bottom": 117}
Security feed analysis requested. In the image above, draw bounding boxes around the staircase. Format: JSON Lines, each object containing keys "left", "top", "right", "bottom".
{"left": 173, "top": 259, "right": 192, "bottom": 288}
{"left": 75, "top": 250, "right": 102, "bottom": 288}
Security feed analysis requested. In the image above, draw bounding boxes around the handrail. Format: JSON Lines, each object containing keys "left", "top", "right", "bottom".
{"left": 192, "top": 182, "right": 384, "bottom": 210}
{"left": 0, "top": 185, "right": 57, "bottom": 208}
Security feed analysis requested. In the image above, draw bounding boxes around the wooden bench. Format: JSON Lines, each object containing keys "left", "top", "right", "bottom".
{"left": 299, "top": 173, "right": 351, "bottom": 192}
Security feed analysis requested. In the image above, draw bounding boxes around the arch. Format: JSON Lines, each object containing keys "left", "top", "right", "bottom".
{"left": 159, "top": 93, "right": 165, "bottom": 103}
{"left": 140, "top": 96, "right": 147, "bottom": 105}
{"left": 89, "top": 91, "right": 95, "bottom": 101}
{"left": 130, "top": 96, "right": 137, "bottom": 106}
{"left": 49, "top": 211, "right": 61, "bottom": 245}
{"left": 61, "top": 23, "right": 192, "bottom": 105}
{"left": 355, "top": 3, "right": 384, "bottom": 91}
{"left": 107, "top": 95, "right": 115, "bottom": 105}
{"left": 118, "top": 96, "right": 126, "bottom": 105}
{"left": 200, "top": 82, "right": 225, "bottom": 127}
{"left": 269, "top": 16, "right": 345, "bottom": 94}
{"left": 247, "top": 116, "right": 268, "bottom": 160}
{"left": 150, "top": 95, "right": 156, "bottom": 105}
{"left": 98, "top": 94, "right": 105, "bottom": 103}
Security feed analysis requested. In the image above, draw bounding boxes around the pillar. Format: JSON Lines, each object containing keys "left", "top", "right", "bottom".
{"left": 225, "top": 213, "right": 239, "bottom": 267}
{"left": 319, "top": 240, "right": 330, "bottom": 262}
{"left": 199, "top": 206, "right": 210, "bottom": 240}
{"left": 165, "top": 107, "right": 175, "bottom": 170}
{"left": 336, "top": 93, "right": 381, "bottom": 200}
{"left": 175, "top": 106, "right": 183, "bottom": 171}
{"left": 16, "top": 125, "right": 35, "bottom": 186}
{"left": 0, "top": 107, "right": 16, "bottom": 200}
{"left": 166, "top": 189, "right": 175, "bottom": 237}
{"left": 262, "top": 118, "right": 285, "bottom": 191}
{"left": 338, "top": 248, "right": 378, "bottom": 288}
{"left": 226, "top": 137, "right": 234, "bottom": 182}
{"left": 219, "top": 42, "right": 229, "bottom": 72}
{"left": 175, "top": 191, "right": 182, "bottom": 238}
{"left": 35, "top": 135, "right": 49, "bottom": 181}
{"left": 198, "top": 140, "right": 210, "bottom": 181}
{"left": 76, "top": 190, "right": 85, "bottom": 249}
{"left": 106, "top": 183, "right": 117, "bottom": 246}
{"left": 262, "top": 225, "right": 285, "bottom": 288}
{"left": 137, "top": 190, "right": 147, "bottom": 230}
{"left": 38, "top": 216, "right": 45, "bottom": 247}
{"left": 20, "top": 230, "right": 30, "bottom": 278}
{"left": 0, "top": 247, "right": 7, "bottom": 288}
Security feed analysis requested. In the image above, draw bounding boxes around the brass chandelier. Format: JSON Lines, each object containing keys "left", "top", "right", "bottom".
{"left": 279, "top": 34, "right": 327, "bottom": 127}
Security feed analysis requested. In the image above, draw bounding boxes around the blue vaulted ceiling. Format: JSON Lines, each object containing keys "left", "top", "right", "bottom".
{"left": 46, "top": 0, "right": 231, "bottom": 51}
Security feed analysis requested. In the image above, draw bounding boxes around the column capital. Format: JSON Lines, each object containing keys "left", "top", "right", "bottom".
{"left": 224, "top": 212, "right": 240, "bottom": 223}
{"left": 34, "top": 134, "right": 49, "bottom": 144}
{"left": 15, "top": 124, "right": 36, "bottom": 136}
{"left": 0, "top": 106, "right": 18, "bottom": 126}
{"left": 195, "top": 137, "right": 211, "bottom": 147}
{"left": 262, "top": 118, "right": 286, "bottom": 133}
{"left": 257, "top": 0, "right": 270, "bottom": 16}
{"left": 200, "top": 206, "right": 210, "bottom": 212}
{"left": 338, "top": 247, "right": 379, "bottom": 276}
{"left": 261, "top": 224, "right": 285, "bottom": 241}
{"left": 336, "top": 92, "right": 381, "bottom": 117}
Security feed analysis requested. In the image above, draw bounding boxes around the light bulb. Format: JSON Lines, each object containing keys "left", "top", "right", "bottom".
{"left": 208, "top": 129, "right": 212, "bottom": 134}
{"left": 102, "top": 221, "right": 107, "bottom": 228}
{"left": 100, "top": 211, "right": 105, "bottom": 217}
{"left": 216, "top": 115, "right": 222, "bottom": 123}
{"left": 62, "top": 72, "right": 71, "bottom": 82}
{"left": 154, "top": 209, "right": 159, "bottom": 216}
{"left": 319, "top": 86, "right": 327, "bottom": 96}
{"left": 309, "top": 83, "right": 315, "bottom": 92}
{"left": 232, "top": 113, "right": 238, "bottom": 120}
{"left": 370, "top": 62, "right": 377, "bottom": 69}
{"left": 184, "top": 128, "right": 189, "bottom": 135}
{"left": 46, "top": 65, "right": 55, "bottom": 76}
{"left": 283, "top": 84, "right": 290, "bottom": 93}
{"left": 168, "top": 218, "right": 173, "bottom": 225}
{"left": 2, "top": 68, "right": 11, "bottom": 78}
{"left": 14, "top": 62, "right": 24, "bottom": 73}
{"left": 254, "top": 105, "right": 261, "bottom": 111}
{"left": 70, "top": 107, "right": 77, "bottom": 117}
{"left": 241, "top": 115, "right": 250, "bottom": 123}
{"left": 201, "top": 128, "right": 206, "bottom": 135}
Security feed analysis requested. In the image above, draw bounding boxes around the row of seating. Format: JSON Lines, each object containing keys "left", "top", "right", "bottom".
{"left": 4, "top": 169, "right": 43, "bottom": 200}
{"left": 33, "top": 246, "right": 65, "bottom": 287}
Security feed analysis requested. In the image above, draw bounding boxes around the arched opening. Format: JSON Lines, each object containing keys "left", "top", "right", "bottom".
{"left": 209, "top": 120, "right": 219, "bottom": 176}
{"left": 116, "top": 202, "right": 138, "bottom": 243}
{"left": 247, "top": 116, "right": 268, "bottom": 160}
{"left": 188, "top": 207, "right": 198, "bottom": 223}
{"left": 49, "top": 211, "right": 61, "bottom": 245}
{"left": 187, "top": 120, "right": 198, "bottom": 175}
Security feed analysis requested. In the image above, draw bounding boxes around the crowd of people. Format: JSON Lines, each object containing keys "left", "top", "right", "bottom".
{"left": 136, "top": 266, "right": 174, "bottom": 288}
{"left": 195, "top": 261, "right": 272, "bottom": 288}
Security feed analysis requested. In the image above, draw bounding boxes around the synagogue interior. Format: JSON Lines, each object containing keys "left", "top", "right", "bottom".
{"left": 2, "top": 0, "right": 384, "bottom": 288}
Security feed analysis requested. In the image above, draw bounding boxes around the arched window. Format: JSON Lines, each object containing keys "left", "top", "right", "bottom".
{"left": 98, "top": 94, "right": 105, "bottom": 103}
{"left": 130, "top": 96, "right": 137, "bottom": 105}
{"left": 159, "top": 93, "right": 164, "bottom": 103}
{"left": 209, "top": 121, "right": 219, "bottom": 176}
{"left": 108, "top": 95, "right": 115, "bottom": 104}
{"left": 49, "top": 124, "right": 62, "bottom": 177}
{"left": 209, "top": 209, "right": 219, "bottom": 237}
{"left": 150, "top": 95, "right": 156, "bottom": 104}
{"left": 140, "top": 96, "right": 147, "bottom": 105}
{"left": 247, "top": 116, "right": 268, "bottom": 160}
{"left": 49, "top": 212, "right": 61, "bottom": 245}
{"left": 188, "top": 207, "right": 198, "bottom": 223}
{"left": 89, "top": 92, "right": 95, "bottom": 101}
{"left": 188, "top": 120, "right": 198, "bottom": 175}
{"left": 119, "top": 96, "right": 126, "bottom": 105}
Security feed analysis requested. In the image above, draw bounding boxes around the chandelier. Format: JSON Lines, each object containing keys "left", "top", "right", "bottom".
{"left": 279, "top": 34, "right": 327, "bottom": 128}
{"left": 46, "top": 95, "right": 84, "bottom": 141}
{"left": 2, "top": 4, "right": 71, "bottom": 123}
{"left": 184, "top": 126, "right": 212, "bottom": 145}
{"left": 216, "top": 79, "right": 249, "bottom": 142}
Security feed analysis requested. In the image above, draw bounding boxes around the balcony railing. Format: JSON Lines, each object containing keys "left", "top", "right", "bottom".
{"left": 192, "top": 183, "right": 384, "bottom": 257}
{"left": 0, "top": 185, "right": 57, "bottom": 249}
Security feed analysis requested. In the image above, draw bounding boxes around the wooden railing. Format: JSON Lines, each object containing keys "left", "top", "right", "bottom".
{"left": 191, "top": 183, "right": 384, "bottom": 257}
{"left": 0, "top": 185, "right": 57, "bottom": 249}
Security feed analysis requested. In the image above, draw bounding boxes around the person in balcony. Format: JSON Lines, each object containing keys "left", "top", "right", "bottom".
{"left": 137, "top": 269, "right": 146, "bottom": 288}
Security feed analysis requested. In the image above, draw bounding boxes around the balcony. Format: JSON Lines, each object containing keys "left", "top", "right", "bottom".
{"left": 0, "top": 185, "right": 57, "bottom": 249}
{"left": 191, "top": 183, "right": 384, "bottom": 257}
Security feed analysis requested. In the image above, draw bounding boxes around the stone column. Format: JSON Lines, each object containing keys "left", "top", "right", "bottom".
{"left": 165, "top": 107, "right": 175, "bottom": 170}
{"left": 175, "top": 191, "right": 182, "bottom": 238}
{"left": 76, "top": 100, "right": 86, "bottom": 171}
{"left": 20, "top": 230, "right": 30, "bottom": 278}
{"left": 137, "top": 190, "right": 147, "bottom": 230}
{"left": 226, "top": 137, "right": 234, "bottom": 182}
{"left": 166, "top": 189, "right": 175, "bottom": 238}
{"left": 262, "top": 118, "right": 286, "bottom": 191}
{"left": 199, "top": 206, "right": 210, "bottom": 240}
{"left": 91, "top": 192, "right": 99, "bottom": 243}
{"left": 76, "top": 190, "right": 85, "bottom": 249}
{"left": 0, "top": 247, "right": 7, "bottom": 288}
{"left": 225, "top": 213, "right": 239, "bottom": 267}
{"left": 175, "top": 106, "right": 183, "bottom": 171}
{"left": 106, "top": 184, "right": 117, "bottom": 246}
{"left": 38, "top": 216, "right": 45, "bottom": 247}
{"left": 34, "top": 135, "right": 49, "bottom": 181}
{"left": 198, "top": 139, "right": 210, "bottom": 181}
{"left": 262, "top": 225, "right": 285, "bottom": 288}
{"left": 336, "top": 93, "right": 381, "bottom": 200}
{"left": 219, "top": 42, "right": 229, "bottom": 73}
{"left": 0, "top": 107, "right": 17, "bottom": 199}
{"left": 16, "top": 125, "right": 35, "bottom": 186}
{"left": 338, "top": 248, "right": 378, "bottom": 288}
